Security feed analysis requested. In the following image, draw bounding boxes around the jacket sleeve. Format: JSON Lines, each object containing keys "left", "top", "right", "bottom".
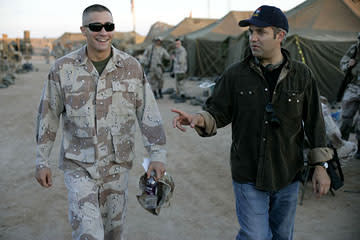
{"left": 302, "top": 68, "right": 333, "bottom": 164}
{"left": 35, "top": 67, "right": 64, "bottom": 168}
{"left": 203, "top": 72, "right": 233, "bottom": 130}
{"left": 136, "top": 71, "right": 167, "bottom": 163}
{"left": 162, "top": 48, "right": 170, "bottom": 61}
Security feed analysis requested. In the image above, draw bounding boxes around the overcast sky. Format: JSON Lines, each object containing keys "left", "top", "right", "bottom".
{"left": 0, "top": 0, "right": 305, "bottom": 39}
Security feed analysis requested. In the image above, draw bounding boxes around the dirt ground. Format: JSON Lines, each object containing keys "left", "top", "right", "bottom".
{"left": 0, "top": 57, "right": 359, "bottom": 240}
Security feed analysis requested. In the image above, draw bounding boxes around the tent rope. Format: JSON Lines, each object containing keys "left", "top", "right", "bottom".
{"left": 295, "top": 35, "right": 306, "bottom": 64}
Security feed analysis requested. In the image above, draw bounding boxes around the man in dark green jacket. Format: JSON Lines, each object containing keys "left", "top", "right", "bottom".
{"left": 172, "top": 5, "right": 332, "bottom": 240}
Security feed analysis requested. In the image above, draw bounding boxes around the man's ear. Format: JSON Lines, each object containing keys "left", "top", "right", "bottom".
{"left": 277, "top": 30, "right": 285, "bottom": 42}
{"left": 80, "top": 26, "right": 86, "bottom": 36}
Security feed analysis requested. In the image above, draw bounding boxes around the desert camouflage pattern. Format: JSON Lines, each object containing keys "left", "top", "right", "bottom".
{"left": 137, "top": 172, "right": 175, "bottom": 216}
{"left": 340, "top": 42, "right": 360, "bottom": 85}
{"left": 143, "top": 45, "right": 170, "bottom": 90}
{"left": 339, "top": 42, "right": 360, "bottom": 141}
{"left": 36, "top": 44, "right": 166, "bottom": 170}
{"left": 64, "top": 167, "right": 129, "bottom": 240}
{"left": 173, "top": 45, "right": 187, "bottom": 74}
{"left": 36, "top": 45, "right": 166, "bottom": 239}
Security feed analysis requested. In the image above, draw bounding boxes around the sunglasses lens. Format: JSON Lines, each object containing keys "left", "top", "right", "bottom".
{"left": 87, "top": 23, "right": 114, "bottom": 32}
{"left": 88, "top": 23, "right": 103, "bottom": 32}
{"left": 104, "top": 23, "right": 115, "bottom": 31}
{"left": 270, "top": 116, "right": 281, "bottom": 127}
{"left": 265, "top": 104, "right": 273, "bottom": 113}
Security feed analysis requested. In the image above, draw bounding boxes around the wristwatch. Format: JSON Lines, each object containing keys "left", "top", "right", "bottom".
{"left": 313, "top": 162, "right": 328, "bottom": 169}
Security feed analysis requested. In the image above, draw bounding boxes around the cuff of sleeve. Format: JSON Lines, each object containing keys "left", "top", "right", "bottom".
{"left": 308, "top": 147, "right": 334, "bottom": 164}
{"left": 149, "top": 149, "right": 167, "bottom": 164}
{"left": 194, "top": 111, "right": 217, "bottom": 137}
{"left": 36, "top": 153, "right": 50, "bottom": 168}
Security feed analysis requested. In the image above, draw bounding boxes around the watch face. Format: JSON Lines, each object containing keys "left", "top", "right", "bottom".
{"left": 324, "top": 162, "right": 328, "bottom": 169}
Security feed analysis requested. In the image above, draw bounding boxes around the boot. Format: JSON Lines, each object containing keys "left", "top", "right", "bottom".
{"left": 158, "top": 89, "right": 163, "bottom": 99}
{"left": 153, "top": 90, "right": 159, "bottom": 99}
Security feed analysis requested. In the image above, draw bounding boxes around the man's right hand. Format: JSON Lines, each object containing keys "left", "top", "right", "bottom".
{"left": 171, "top": 108, "right": 205, "bottom": 132}
{"left": 35, "top": 167, "right": 53, "bottom": 188}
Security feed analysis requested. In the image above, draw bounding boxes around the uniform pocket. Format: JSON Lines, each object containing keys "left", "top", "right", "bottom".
{"left": 111, "top": 127, "right": 135, "bottom": 164}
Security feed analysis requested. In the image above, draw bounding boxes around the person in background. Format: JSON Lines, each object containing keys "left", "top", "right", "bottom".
{"left": 172, "top": 5, "right": 332, "bottom": 240}
{"left": 171, "top": 38, "right": 188, "bottom": 103}
{"left": 143, "top": 37, "right": 170, "bottom": 99}
{"left": 35, "top": 4, "right": 167, "bottom": 239}
{"left": 339, "top": 33, "right": 360, "bottom": 159}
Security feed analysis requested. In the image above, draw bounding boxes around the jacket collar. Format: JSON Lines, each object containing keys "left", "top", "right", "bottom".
{"left": 74, "top": 45, "right": 125, "bottom": 70}
{"left": 247, "top": 48, "right": 292, "bottom": 78}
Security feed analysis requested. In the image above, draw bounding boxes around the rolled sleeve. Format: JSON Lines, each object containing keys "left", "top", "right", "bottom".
{"left": 194, "top": 111, "right": 217, "bottom": 137}
{"left": 308, "top": 147, "right": 334, "bottom": 164}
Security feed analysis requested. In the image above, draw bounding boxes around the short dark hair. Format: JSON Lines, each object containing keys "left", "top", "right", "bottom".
{"left": 82, "top": 4, "right": 112, "bottom": 25}
{"left": 271, "top": 27, "right": 287, "bottom": 45}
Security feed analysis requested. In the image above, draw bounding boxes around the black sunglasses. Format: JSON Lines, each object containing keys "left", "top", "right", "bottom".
{"left": 265, "top": 103, "right": 281, "bottom": 128}
{"left": 84, "top": 22, "right": 115, "bottom": 32}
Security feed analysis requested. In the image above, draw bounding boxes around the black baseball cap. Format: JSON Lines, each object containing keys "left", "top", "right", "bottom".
{"left": 239, "top": 5, "right": 289, "bottom": 32}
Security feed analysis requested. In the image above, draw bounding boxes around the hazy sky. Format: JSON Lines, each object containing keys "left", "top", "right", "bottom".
{"left": 0, "top": 0, "right": 305, "bottom": 39}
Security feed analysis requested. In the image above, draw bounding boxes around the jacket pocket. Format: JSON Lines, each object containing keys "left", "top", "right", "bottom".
{"left": 112, "top": 80, "right": 136, "bottom": 107}
{"left": 111, "top": 126, "right": 135, "bottom": 163}
{"left": 235, "top": 87, "right": 259, "bottom": 110}
{"left": 276, "top": 90, "right": 304, "bottom": 119}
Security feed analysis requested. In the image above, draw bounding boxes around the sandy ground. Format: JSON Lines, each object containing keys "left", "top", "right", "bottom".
{"left": 0, "top": 57, "right": 360, "bottom": 240}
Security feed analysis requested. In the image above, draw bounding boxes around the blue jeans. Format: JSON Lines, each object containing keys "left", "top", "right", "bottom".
{"left": 232, "top": 181, "right": 299, "bottom": 240}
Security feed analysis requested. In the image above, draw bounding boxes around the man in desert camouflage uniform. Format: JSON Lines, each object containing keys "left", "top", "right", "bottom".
{"left": 171, "top": 38, "right": 188, "bottom": 103}
{"left": 35, "top": 4, "right": 167, "bottom": 240}
{"left": 339, "top": 32, "right": 360, "bottom": 159}
{"left": 51, "top": 41, "right": 66, "bottom": 59}
{"left": 142, "top": 37, "right": 170, "bottom": 99}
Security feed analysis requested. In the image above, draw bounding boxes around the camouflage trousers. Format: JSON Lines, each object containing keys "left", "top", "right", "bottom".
{"left": 175, "top": 73, "right": 186, "bottom": 96}
{"left": 147, "top": 70, "right": 164, "bottom": 90}
{"left": 64, "top": 168, "right": 129, "bottom": 240}
{"left": 340, "top": 83, "right": 360, "bottom": 141}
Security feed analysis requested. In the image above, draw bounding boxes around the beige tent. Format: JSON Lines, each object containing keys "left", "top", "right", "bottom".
{"left": 160, "top": 17, "right": 217, "bottom": 40}
{"left": 143, "top": 21, "right": 174, "bottom": 45}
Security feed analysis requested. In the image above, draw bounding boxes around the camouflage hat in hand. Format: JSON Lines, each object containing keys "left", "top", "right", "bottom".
{"left": 136, "top": 172, "right": 175, "bottom": 216}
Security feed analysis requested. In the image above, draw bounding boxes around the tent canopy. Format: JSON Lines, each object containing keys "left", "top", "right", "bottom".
{"left": 182, "top": 0, "right": 359, "bottom": 102}
{"left": 287, "top": 0, "right": 360, "bottom": 41}
{"left": 183, "top": 11, "right": 252, "bottom": 76}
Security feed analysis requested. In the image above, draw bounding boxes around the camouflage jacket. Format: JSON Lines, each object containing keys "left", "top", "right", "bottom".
{"left": 173, "top": 46, "right": 187, "bottom": 74}
{"left": 36, "top": 45, "right": 166, "bottom": 174}
{"left": 143, "top": 45, "right": 170, "bottom": 73}
{"left": 340, "top": 42, "right": 360, "bottom": 84}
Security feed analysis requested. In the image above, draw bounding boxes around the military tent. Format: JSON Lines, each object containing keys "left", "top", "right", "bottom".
{"left": 183, "top": 11, "right": 252, "bottom": 76}
{"left": 193, "top": 0, "right": 359, "bottom": 102}
{"left": 159, "top": 17, "right": 217, "bottom": 50}
{"left": 128, "top": 21, "right": 174, "bottom": 56}
{"left": 284, "top": 0, "right": 360, "bottom": 101}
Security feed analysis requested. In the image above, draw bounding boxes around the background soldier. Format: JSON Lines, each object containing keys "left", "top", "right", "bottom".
{"left": 143, "top": 37, "right": 170, "bottom": 99}
{"left": 171, "top": 38, "right": 188, "bottom": 103}
{"left": 339, "top": 32, "right": 360, "bottom": 159}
